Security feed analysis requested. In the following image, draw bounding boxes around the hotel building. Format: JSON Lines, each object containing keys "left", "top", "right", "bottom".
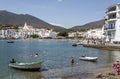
{"left": 105, "top": 3, "right": 120, "bottom": 44}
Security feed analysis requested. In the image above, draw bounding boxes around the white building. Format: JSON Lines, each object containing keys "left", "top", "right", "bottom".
{"left": 104, "top": 3, "right": 120, "bottom": 44}
{"left": 20, "top": 22, "right": 57, "bottom": 38}
{"left": 0, "top": 22, "right": 57, "bottom": 39}
{"left": 68, "top": 31, "right": 85, "bottom": 38}
{"left": 86, "top": 28, "right": 105, "bottom": 39}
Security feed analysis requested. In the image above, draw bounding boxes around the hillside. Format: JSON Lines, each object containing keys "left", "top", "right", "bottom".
{"left": 0, "top": 10, "right": 65, "bottom": 31}
{"left": 0, "top": 10, "right": 105, "bottom": 32}
{"left": 70, "top": 19, "right": 104, "bottom": 31}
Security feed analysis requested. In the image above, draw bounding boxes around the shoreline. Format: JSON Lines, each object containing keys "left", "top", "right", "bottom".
{"left": 0, "top": 37, "right": 82, "bottom": 40}
{"left": 42, "top": 63, "right": 117, "bottom": 79}
{"left": 61, "top": 67, "right": 114, "bottom": 79}
{"left": 62, "top": 65, "right": 120, "bottom": 79}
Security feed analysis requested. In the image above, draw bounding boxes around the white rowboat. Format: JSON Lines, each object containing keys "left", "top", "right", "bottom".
{"left": 79, "top": 56, "right": 98, "bottom": 61}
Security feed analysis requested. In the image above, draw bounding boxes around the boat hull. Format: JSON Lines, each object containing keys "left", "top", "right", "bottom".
{"left": 79, "top": 57, "right": 98, "bottom": 61}
{"left": 72, "top": 44, "right": 77, "bottom": 46}
{"left": 9, "top": 62, "right": 42, "bottom": 71}
{"left": 7, "top": 41, "right": 14, "bottom": 43}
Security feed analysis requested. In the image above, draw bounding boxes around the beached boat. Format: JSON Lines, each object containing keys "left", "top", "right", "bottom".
{"left": 79, "top": 56, "right": 98, "bottom": 61}
{"left": 9, "top": 61, "right": 43, "bottom": 71}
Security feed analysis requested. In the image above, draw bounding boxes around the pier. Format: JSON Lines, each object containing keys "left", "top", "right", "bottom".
{"left": 83, "top": 43, "right": 120, "bottom": 50}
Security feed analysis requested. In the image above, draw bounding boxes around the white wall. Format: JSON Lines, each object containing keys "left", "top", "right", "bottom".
{"left": 114, "top": 19, "right": 120, "bottom": 41}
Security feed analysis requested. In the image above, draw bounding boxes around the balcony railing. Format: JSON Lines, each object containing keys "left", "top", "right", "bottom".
{"left": 107, "top": 18, "right": 117, "bottom": 22}
{"left": 106, "top": 29, "right": 116, "bottom": 31}
{"left": 108, "top": 6, "right": 116, "bottom": 12}
{"left": 108, "top": 13, "right": 116, "bottom": 19}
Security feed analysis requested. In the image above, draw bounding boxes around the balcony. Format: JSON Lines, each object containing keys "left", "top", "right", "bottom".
{"left": 108, "top": 6, "right": 116, "bottom": 12}
{"left": 107, "top": 11, "right": 117, "bottom": 15}
{"left": 106, "top": 29, "right": 116, "bottom": 31}
{"left": 107, "top": 13, "right": 117, "bottom": 22}
{"left": 107, "top": 18, "right": 117, "bottom": 22}
{"left": 108, "top": 13, "right": 116, "bottom": 18}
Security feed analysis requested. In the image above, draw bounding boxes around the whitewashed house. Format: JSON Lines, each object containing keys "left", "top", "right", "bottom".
{"left": 68, "top": 31, "right": 85, "bottom": 38}
{"left": 68, "top": 33, "right": 75, "bottom": 37}
{"left": 0, "top": 22, "right": 57, "bottom": 39}
{"left": 0, "top": 30, "right": 6, "bottom": 38}
{"left": 86, "top": 28, "right": 105, "bottom": 39}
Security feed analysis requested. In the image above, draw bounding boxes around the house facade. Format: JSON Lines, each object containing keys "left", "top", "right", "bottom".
{"left": 86, "top": 28, "right": 105, "bottom": 39}
{"left": 104, "top": 3, "right": 120, "bottom": 44}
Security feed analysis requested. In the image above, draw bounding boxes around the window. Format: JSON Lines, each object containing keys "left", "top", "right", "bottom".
{"left": 108, "top": 23, "right": 115, "bottom": 29}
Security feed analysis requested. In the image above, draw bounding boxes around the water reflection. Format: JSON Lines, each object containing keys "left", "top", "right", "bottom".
{"left": 110, "top": 51, "right": 120, "bottom": 62}
{"left": 7, "top": 69, "right": 43, "bottom": 79}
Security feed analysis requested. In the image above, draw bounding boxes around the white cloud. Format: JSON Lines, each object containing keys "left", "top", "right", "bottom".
{"left": 49, "top": 22, "right": 63, "bottom": 26}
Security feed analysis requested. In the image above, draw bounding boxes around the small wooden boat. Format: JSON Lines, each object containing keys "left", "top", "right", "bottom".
{"left": 79, "top": 56, "right": 98, "bottom": 61}
{"left": 9, "top": 61, "right": 43, "bottom": 71}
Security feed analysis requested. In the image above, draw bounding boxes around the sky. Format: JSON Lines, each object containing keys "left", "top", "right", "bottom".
{"left": 0, "top": 0, "right": 120, "bottom": 28}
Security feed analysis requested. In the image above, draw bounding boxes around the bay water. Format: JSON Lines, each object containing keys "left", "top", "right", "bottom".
{"left": 0, "top": 40, "right": 119, "bottom": 79}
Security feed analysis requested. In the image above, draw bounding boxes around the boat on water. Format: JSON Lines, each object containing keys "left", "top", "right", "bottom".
{"left": 72, "top": 43, "right": 78, "bottom": 46}
{"left": 72, "top": 42, "right": 83, "bottom": 46}
{"left": 79, "top": 56, "right": 98, "bottom": 61}
{"left": 7, "top": 41, "right": 14, "bottom": 43}
{"left": 9, "top": 61, "right": 43, "bottom": 71}
{"left": 76, "top": 42, "right": 83, "bottom": 45}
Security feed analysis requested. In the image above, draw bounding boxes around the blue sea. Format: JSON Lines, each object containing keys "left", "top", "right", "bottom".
{"left": 0, "top": 39, "right": 119, "bottom": 79}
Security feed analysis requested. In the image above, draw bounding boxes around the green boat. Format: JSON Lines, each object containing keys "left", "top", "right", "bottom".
{"left": 9, "top": 61, "right": 43, "bottom": 71}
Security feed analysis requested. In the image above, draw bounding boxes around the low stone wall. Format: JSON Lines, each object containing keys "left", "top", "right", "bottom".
{"left": 83, "top": 43, "right": 120, "bottom": 50}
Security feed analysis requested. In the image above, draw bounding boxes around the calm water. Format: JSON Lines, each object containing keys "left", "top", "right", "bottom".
{"left": 0, "top": 40, "right": 120, "bottom": 79}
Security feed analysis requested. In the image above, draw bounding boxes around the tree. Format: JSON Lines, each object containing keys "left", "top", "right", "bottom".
{"left": 58, "top": 31, "right": 68, "bottom": 37}
{"left": 30, "top": 34, "right": 39, "bottom": 38}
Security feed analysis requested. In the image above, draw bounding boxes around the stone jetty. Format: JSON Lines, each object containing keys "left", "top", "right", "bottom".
{"left": 83, "top": 43, "right": 120, "bottom": 51}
